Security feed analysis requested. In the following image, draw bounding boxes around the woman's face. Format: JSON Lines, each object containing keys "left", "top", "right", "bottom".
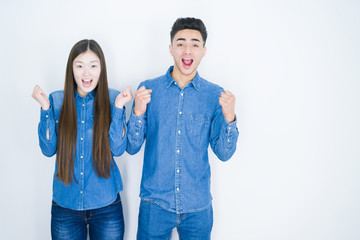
{"left": 73, "top": 50, "right": 101, "bottom": 97}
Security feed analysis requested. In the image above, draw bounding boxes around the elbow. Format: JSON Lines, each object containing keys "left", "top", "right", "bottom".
{"left": 217, "top": 152, "right": 232, "bottom": 162}
{"left": 39, "top": 141, "right": 56, "bottom": 157}
{"left": 215, "top": 146, "right": 237, "bottom": 162}
{"left": 125, "top": 147, "right": 139, "bottom": 155}
{"left": 41, "top": 148, "right": 56, "bottom": 157}
{"left": 126, "top": 142, "right": 141, "bottom": 155}
{"left": 110, "top": 139, "right": 127, "bottom": 157}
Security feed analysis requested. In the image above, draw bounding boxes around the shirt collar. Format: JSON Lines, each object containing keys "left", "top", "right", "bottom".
{"left": 165, "top": 66, "right": 200, "bottom": 91}
{"left": 74, "top": 88, "right": 95, "bottom": 100}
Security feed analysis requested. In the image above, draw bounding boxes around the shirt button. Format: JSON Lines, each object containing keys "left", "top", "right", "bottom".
{"left": 178, "top": 130, "right": 181, "bottom": 134}
{"left": 80, "top": 191, "right": 83, "bottom": 194}
{"left": 177, "top": 150, "right": 180, "bottom": 154}
{"left": 82, "top": 121, "right": 84, "bottom": 124}
{"left": 180, "top": 93, "right": 184, "bottom": 96}
{"left": 179, "top": 111, "right": 182, "bottom": 115}
{"left": 176, "top": 187, "right": 180, "bottom": 192}
{"left": 80, "top": 156, "right": 83, "bottom": 158}
{"left": 227, "top": 139, "right": 230, "bottom": 142}
{"left": 136, "top": 132, "right": 139, "bottom": 135}
{"left": 228, "top": 127, "right": 231, "bottom": 130}
{"left": 81, "top": 138, "right": 83, "bottom": 141}
{"left": 56, "top": 120, "right": 58, "bottom": 123}
{"left": 46, "top": 115, "right": 48, "bottom": 118}
{"left": 138, "top": 120, "right": 141, "bottom": 123}
{"left": 177, "top": 169, "right": 180, "bottom": 173}
{"left": 82, "top": 104, "right": 85, "bottom": 107}
{"left": 81, "top": 172, "right": 83, "bottom": 175}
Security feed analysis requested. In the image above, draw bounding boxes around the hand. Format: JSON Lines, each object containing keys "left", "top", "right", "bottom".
{"left": 32, "top": 85, "right": 50, "bottom": 110}
{"left": 219, "top": 91, "right": 235, "bottom": 123}
{"left": 115, "top": 86, "right": 133, "bottom": 109}
{"left": 133, "top": 86, "right": 152, "bottom": 116}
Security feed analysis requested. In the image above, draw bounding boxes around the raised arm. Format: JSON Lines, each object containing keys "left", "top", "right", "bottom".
{"left": 109, "top": 86, "right": 133, "bottom": 156}
{"left": 32, "top": 85, "right": 57, "bottom": 157}
{"left": 126, "top": 85, "right": 152, "bottom": 155}
{"left": 209, "top": 90, "right": 239, "bottom": 161}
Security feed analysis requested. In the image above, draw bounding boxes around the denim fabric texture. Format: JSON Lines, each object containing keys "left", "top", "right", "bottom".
{"left": 127, "top": 66, "right": 239, "bottom": 214}
{"left": 51, "top": 194, "right": 124, "bottom": 240}
{"left": 38, "top": 89, "right": 126, "bottom": 210}
{"left": 137, "top": 200, "right": 213, "bottom": 240}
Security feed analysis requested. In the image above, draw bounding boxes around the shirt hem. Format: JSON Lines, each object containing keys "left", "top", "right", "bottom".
{"left": 140, "top": 197, "right": 212, "bottom": 214}
{"left": 52, "top": 190, "right": 122, "bottom": 211}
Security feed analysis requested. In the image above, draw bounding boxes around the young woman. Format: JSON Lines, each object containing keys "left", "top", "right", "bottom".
{"left": 32, "top": 39, "right": 133, "bottom": 240}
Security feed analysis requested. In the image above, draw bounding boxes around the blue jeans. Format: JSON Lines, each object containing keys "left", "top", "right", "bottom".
{"left": 51, "top": 194, "right": 124, "bottom": 240}
{"left": 137, "top": 200, "right": 213, "bottom": 240}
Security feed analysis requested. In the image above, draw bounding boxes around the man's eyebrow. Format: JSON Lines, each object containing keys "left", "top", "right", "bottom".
{"left": 175, "top": 38, "right": 201, "bottom": 42}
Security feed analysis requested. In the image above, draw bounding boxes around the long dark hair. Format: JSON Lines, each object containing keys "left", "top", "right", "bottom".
{"left": 57, "top": 39, "right": 112, "bottom": 185}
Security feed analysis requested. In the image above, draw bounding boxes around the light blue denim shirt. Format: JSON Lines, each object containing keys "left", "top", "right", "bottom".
{"left": 127, "top": 66, "right": 239, "bottom": 214}
{"left": 38, "top": 89, "right": 126, "bottom": 211}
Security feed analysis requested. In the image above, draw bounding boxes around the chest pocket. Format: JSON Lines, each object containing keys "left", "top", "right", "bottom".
{"left": 189, "top": 113, "right": 210, "bottom": 137}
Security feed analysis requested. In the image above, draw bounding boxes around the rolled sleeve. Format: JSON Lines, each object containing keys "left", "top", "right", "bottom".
{"left": 109, "top": 106, "right": 127, "bottom": 157}
{"left": 38, "top": 106, "right": 57, "bottom": 157}
{"left": 210, "top": 112, "right": 239, "bottom": 161}
{"left": 222, "top": 116, "right": 239, "bottom": 151}
{"left": 126, "top": 111, "right": 146, "bottom": 155}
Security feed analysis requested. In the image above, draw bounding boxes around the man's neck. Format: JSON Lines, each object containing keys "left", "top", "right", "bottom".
{"left": 171, "top": 66, "right": 197, "bottom": 89}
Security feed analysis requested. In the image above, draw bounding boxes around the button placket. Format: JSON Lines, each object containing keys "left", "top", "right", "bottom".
{"left": 79, "top": 99, "right": 86, "bottom": 208}
{"left": 174, "top": 89, "right": 185, "bottom": 213}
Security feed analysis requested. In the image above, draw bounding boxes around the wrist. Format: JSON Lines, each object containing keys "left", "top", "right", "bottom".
{"left": 133, "top": 108, "right": 143, "bottom": 117}
{"left": 115, "top": 103, "right": 124, "bottom": 109}
{"left": 41, "top": 104, "right": 50, "bottom": 111}
{"left": 225, "top": 114, "right": 235, "bottom": 123}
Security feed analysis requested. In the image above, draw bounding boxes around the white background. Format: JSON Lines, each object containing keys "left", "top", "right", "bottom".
{"left": 1, "top": 0, "right": 359, "bottom": 239}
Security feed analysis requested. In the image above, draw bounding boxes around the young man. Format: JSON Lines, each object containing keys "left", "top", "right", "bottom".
{"left": 127, "top": 17, "right": 239, "bottom": 239}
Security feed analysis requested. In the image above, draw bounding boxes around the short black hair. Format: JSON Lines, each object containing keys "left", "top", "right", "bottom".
{"left": 170, "top": 17, "right": 207, "bottom": 45}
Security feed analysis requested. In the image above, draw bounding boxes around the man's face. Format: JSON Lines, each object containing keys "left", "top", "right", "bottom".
{"left": 169, "top": 29, "right": 206, "bottom": 79}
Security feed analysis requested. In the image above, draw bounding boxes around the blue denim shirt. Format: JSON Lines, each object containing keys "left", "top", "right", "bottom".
{"left": 127, "top": 66, "right": 239, "bottom": 214}
{"left": 38, "top": 89, "right": 126, "bottom": 210}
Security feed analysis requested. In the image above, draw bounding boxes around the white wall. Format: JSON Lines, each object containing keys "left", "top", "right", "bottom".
{"left": 1, "top": 0, "right": 359, "bottom": 239}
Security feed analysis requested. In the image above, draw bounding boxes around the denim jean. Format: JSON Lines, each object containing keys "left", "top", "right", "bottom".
{"left": 51, "top": 194, "right": 124, "bottom": 240}
{"left": 137, "top": 200, "right": 213, "bottom": 240}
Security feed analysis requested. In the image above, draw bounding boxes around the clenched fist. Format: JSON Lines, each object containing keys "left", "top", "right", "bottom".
{"left": 133, "top": 86, "right": 152, "bottom": 117}
{"left": 219, "top": 91, "right": 235, "bottom": 123}
{"left": 115, "top": 86, "right": 133, "bottom": 109}
{"left": 32, "top": 85, "right": 50, "bottom": 110}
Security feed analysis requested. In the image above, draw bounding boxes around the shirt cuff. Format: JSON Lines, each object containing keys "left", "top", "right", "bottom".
{"left": 112, "top": 105, "right": 125, "bottom": 120}
{"left": 40, "top": 106, "right": 54, "bottom": 121}
{"left": 128, "top": 111, "right": 146, "bottom": 139}
{"left": 223, "top": 115, "right": 238, "bottom": 148}
{"left": 129, "top": 111, "right": 146, "bottom": 125}
{"left": 224, "top": 115, "right": 237, "bottom": 132}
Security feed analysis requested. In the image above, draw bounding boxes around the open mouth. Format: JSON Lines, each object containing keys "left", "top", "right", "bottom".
{"left": 182, "top": 58, "right": 193, "bottom": 69}
{"left": 82, "top": 79, "right": 93, "bottom": 87}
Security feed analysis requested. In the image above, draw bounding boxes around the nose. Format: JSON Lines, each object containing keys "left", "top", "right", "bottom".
{"left": 185, "top": 45, "right": 191, "bottom": 54}
{"left": 83, "top": 66, "right": 91, "bottom": 76}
